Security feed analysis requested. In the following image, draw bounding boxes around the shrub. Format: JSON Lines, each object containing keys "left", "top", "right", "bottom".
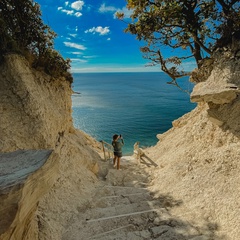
{"left": 0, "top": 0, "right": 73, "bottom": 83}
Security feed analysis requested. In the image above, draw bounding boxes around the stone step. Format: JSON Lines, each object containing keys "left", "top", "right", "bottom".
{"left": 61, "top": 160, "right": 210, "bottom": 240}
{"left": 89, "top": 225, "right": 191, "bottom": 240}
{"left": 90, "top": 227, "right": 152, "bottom": 240}
{"left": 88, "top": 222, "right": 203, "bottom": 240}
{"left": 95, "top": 185, "right": 149, "bottom": 198}
{"left": 65, "top": 210, "right": 205, "bottom": 240}
{"left": 85, "top": 200, "right": 164, "bottom": 220}
{"left": 64, "top": 208, "right": 166, "bottom": 240}
{"left": 92, "top": 192, "right": 152, "bottom": 208}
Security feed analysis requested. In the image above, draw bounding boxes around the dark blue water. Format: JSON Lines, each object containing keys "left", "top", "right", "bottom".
{"left": 72, "top": 72, "right": 196, "bottom": 155}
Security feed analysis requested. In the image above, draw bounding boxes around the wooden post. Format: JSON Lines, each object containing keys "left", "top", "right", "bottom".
{"left": 100, "top": 140, "right": 114, "bottom": 161}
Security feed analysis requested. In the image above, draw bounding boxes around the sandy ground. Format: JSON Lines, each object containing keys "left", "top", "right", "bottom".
{"left": 59, "top": 155, "right": 217, "bottom": 240}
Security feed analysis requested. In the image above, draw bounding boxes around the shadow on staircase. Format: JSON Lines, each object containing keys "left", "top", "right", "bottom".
{"left": 62, "top": 155, "right": 225, "bottom": 240}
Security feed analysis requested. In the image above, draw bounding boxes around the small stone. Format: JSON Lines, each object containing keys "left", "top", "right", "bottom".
{"left": 153, "top": 217, "right": 161, "bottom": 225}
{"left": 151, "top": 225, "right": 172, "bottom": 237}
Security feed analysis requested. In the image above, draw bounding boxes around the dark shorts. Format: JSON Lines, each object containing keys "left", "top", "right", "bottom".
{"left": 114, "top": 152, "right": 122, "bottom": 157}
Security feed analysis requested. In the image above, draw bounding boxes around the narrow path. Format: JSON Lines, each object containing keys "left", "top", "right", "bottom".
{"left": 62, "top": 156, "right": 212, "bottom": 240}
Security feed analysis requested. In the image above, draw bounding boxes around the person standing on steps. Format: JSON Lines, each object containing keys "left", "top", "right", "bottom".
{"left": 112, "top": 134, "right": 124, "bottom": 170}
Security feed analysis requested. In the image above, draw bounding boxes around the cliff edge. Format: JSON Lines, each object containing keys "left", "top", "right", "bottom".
{"left": 1, "top": 44, "right": 240, "bottom": 239}
{"left": 144, "top": 45, "right": 240, "bottom": 239}
{"left": 0, "top": 54, "right": 102, "bottom": 240}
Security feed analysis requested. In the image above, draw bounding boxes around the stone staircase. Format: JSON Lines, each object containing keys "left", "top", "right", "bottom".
{"left": 62, "top": 157, "right": 211, "bottom": 240}
{"left": 82, "top": 185, "right": 178, "bottom": 240}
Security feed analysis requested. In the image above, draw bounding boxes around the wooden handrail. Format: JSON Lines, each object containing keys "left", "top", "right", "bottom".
{"left": 100, "top": 140, "right": 113, "bottom": 161}
{"left": 100, "top": 140, "right": 113, "bottom": 149}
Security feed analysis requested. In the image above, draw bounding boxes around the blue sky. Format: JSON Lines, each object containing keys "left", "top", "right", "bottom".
{"left": 37, "top": 0, "right": 195, "bottom": 73}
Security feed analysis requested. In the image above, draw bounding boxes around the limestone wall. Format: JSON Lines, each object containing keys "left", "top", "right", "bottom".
{"left": 146, "top": 45, "right": 240, "bottom": 239}
{"left": 0, "top": 54, "right": 73, "bottom": 152}
{"left": 0, "top": 54, "right": 102, "bottom": 240}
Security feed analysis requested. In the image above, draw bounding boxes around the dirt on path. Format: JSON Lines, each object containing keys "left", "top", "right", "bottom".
{"left": 61, "top": 156, "right": 217, "bottom": 240}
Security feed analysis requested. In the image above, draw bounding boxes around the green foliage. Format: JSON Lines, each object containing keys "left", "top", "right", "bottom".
{"left": 118, "top": 0, "right": 240, "bottom": 86}
{"left": 0, "top": 0, "right": 73, "bottom": 83}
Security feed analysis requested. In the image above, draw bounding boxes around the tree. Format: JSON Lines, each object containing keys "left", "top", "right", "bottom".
{"left": 0, "top": 0, "right": 72, "bottom": 83}
{"left": 117, "top": 0, "right": 240, "bottom": 88}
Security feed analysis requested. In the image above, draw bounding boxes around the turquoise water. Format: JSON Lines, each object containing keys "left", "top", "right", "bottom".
{"left": 72, "top": 72, "right": 196, "bottom": 155}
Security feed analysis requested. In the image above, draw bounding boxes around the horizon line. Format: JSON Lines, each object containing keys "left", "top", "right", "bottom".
{"left": 71, "top": 71, "right": 163, "bottom": 74}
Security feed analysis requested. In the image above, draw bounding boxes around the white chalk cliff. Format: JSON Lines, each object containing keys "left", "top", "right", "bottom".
{"left": 0, "top": 42, "right": 240, "bottom": 239}
{"left": 146, "top": 44, "right": 240, "bottom": 239}
{"left": 0, "top": 54, "right": 101, "bottom": 240}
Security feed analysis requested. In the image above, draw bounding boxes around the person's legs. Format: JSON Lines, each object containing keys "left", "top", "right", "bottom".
{"left": 117, "top": 157, "right": 121, "bottom": 170}
{"left": 113, "top": 155, "right": 117, "bottom": 167}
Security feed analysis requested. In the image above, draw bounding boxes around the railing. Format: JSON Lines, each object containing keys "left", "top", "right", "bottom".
{"left": 100, "top": 140, "right": 158, "bottom": 167}
{"left": 100, "top": 140, "right": 114, "bottom": 161}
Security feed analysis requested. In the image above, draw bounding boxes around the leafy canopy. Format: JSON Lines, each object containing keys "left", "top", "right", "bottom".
{"left": 117, "top": 0, "right": 240, "bottom": 87}
{"left": 0, "top": 0, "right": 72, "bottom": 83}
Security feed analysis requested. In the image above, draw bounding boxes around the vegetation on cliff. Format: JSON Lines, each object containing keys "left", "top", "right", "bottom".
{"left": 117, "top": 0, "right": 240, "bottom": 86}
{"left": 0, "top": 0, "right": 72, "bottom": 83}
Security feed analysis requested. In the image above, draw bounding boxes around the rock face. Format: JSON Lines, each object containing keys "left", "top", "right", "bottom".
{"left": 1, "top": 45, "right": 240, "bottom": 240}
{"left": 191, "top": 47, "right": 240, "bottom": 105}
{"left": 0, "top": 54, "right": 72, "bottom": 152}
{"left": 146, "top": 46, "right": 240, "bottom": 239}
{"left": 190, "top": 46, "right": 240, "bottom": 136}
{"left": 149, "top": 101, "right": 240, "bottom": 239}
{"left": 0, "top": 150, "right": 58, "bottom": 240}
{"left": 0, "top": 54, "right": 102, "bottom": 240}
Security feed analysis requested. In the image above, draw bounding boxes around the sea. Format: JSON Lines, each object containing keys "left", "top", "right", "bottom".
{"left": 71, "top": 72, "right": 196, "bottom": 155}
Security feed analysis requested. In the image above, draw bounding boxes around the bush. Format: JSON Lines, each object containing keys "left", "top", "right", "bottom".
{"left": 0, "top": 0, "right": 72, "bottom": 83}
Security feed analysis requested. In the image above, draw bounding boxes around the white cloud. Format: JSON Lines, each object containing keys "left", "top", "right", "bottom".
{"left": 71, "top": 58, "right": 88, "bottom": 63}
{"left": 75, "top": 12, "right": 82, "bottom": 17}
{"left": 71, "top": 1, "right": 84, "bottom": 11}
{"left": 82, "top": 55, "right": 97, "bottom": 59}
{"left": 85, "top": 26, "right": 110, "bottom": 35}
{"left": 61, "top": 9, "right": 74, "bottom": 15}
{"left": 57, "top": 1, "right": 84, "bottom": 18}
{"left": 107, "top": 38, "right": 111, "bottom": 41}
{"left": 70, "top": 52, "right": 83, "bottom": 55}
{"left": 116, "top": 7, "right": 132, "bottom": 19}
{"left": 64, "top": 42, "right": 87, "bottom": 50}
{"left": 98, "top": 4, "right": 132, "bottom": 19}
{"left": 69, "top": 33, "right": 77, "bottom": 38}
{"left": 99, "top": 3, "right": 117, "bottom": 13}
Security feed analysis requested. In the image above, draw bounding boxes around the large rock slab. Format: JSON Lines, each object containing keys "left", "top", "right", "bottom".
{"left": 191, "top": 56, "right": 240, "bottom": 104}
{"left": 0, "top": 149, "right": 52, "bottom": 189}
{"left": 191, "top": 46, "right": 240, "bottom": 105}
{"left": 0, "top": 149, "right": 59, "bottom": 240}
